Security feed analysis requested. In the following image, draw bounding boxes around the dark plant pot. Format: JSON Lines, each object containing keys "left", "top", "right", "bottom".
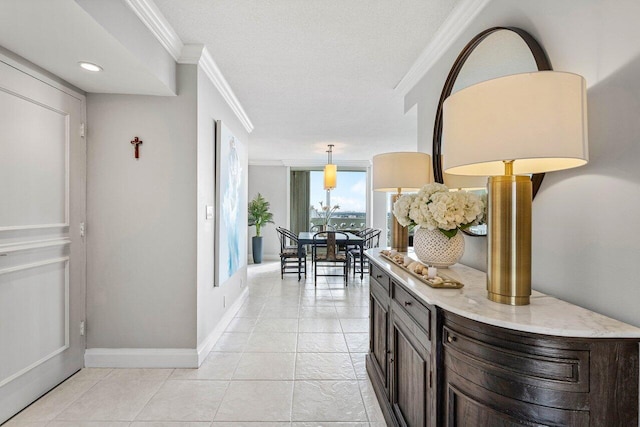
{"left": 252, "top": 236, "right": 263, "bottom": 264}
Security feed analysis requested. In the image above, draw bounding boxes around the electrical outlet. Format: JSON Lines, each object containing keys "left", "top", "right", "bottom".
{"left": 80, "top": 320, "right": 85, "bottom": 336}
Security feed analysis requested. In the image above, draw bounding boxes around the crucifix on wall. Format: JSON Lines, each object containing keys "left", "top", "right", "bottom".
{"left": 130, "top": 136, "right": 143, "bottom": 159}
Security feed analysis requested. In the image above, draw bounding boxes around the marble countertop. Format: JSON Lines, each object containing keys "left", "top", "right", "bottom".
{"left": 367, "top": 248, "right": 640, "bottom": 338}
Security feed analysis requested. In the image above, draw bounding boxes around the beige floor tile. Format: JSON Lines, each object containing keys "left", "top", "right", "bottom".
{"left": 339, "top": 319, "right": 369, "bottom": 333}
{"left": 244, "top": 332, "right": 297, "bottom": 352}
{"left": 10, "top": 378, "right": 99, "bottom": 422}
{"left": 106, "top": 369, "right": 173, "bottom": 381}
{"left": 135, "top": 380, "right": 228, "bottom": 421}
{"left": 260, "top": 306, "right": 300, "bottom": 319}
{"left": 295, "top": 353, "right": 356, "bottom": 380}
{"left": 291, "top": 381, "right": 367, "bottom": 422}
{"left": 56, "top": 377, "right": 164, "bottom": 421}
{"left": 233, "top": 353, "right": 295, "bottom": 380}
{"left": 48, "top": 422, "right": 130, "bottom": 427}
{"left": 212, "top": 333, "right": 251, "bottom": 352}
{"left": 349, "top": 353, "right": 368, "bottom": 380}
{"left": 235, "top": 305, "right": 264, "bottom": 318}
{"left": 344, "top": 334, "right": 369, "bottom": 353}
{"left": 214, "top": 381, "right": 293, "bottom": 422}
{"left": 4, "top": 421, "right": 48, "bottom": 427}
{"left": 292, "top": 423, "right": 368, "bottom": 427}
{"left": 170, "top": 352, "right": 241, "bottom": 380}
{"left": 298, "top": 318, "right": 342, "bottom": 333}
{"left": 300, "top": 295, "right": 335, "bottom": 307}
{"left": 70, "top": 369, "right": 114, "bottom": 381}
{"left": 131, "top": 423, "right": 210, "bottom": 427}
{"left": 335, "top": 307, "right": 369, "bottom": 319}
{"left": 253, "top": 318, "right": 299, "bottom": 333}
{"left": 358, "top": 380, "right": 385, "bottom": 422}
{"left": 297, "top": 333, "right": 348, "bottom": 353}
{"left": 225, "top": 317, "right": 258, "bottom": 333}
{"left": 212, "top": 423, "right": 290, "bottom": 427}
{"left": 299, "top": 307, "right": 338, "bottom": 319}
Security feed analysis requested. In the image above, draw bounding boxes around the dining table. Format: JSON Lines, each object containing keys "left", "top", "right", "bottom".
{"left": 297, "top": 231, "right": 365, "bottom": 281}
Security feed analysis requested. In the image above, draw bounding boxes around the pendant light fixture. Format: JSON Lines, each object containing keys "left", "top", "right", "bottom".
{"left": 324, "top": 144, "right": 337, "bottom": 190}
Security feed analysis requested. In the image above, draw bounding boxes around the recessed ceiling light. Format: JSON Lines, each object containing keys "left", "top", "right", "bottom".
{"left": 78, "top": 62, "right": 103, "bottom": 72}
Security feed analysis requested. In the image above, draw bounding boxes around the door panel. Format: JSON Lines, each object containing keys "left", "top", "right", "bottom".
{"left": 391, "top": 314, "right": 430, "bottom": 427}
{"left": 0, "top": 56, "right": 86, "bottom": 424}
{"left": 370, "top": 292, "right": 388, "bottom": 393}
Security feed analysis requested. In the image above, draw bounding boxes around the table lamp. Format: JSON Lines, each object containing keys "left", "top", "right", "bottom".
{"left": 442, "top": 71, "right": 588, "bottom": 305}
{"left": 373, "top": 152, "right": 431, "bottom": 252}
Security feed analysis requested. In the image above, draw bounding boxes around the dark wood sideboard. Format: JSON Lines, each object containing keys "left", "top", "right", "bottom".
{"left": 366, "top": 250, "right": 640, "bottom": 427}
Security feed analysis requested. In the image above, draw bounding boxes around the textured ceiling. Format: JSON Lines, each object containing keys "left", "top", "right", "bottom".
{"left": 154, "top": 0, "right": 458, "bottom": 162}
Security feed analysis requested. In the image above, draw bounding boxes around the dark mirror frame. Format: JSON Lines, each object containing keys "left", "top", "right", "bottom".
{"left": 432, "top": 27, "right": 551, "bottom": 236}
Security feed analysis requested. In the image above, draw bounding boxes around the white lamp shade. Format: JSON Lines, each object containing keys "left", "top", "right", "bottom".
{"left": 373, "top": 152, "right": 431, "bottom": 192}
{"left": 442, "top": 71, "right": 588, "bottom": 176}
{"left": 324, "top": 163, "right": 337, "bottom": 189}
{"left": 443, "top": 173, "right": 487, "bottom": 190}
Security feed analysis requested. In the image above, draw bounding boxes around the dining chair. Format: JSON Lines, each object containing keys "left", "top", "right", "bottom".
{"left": 277, "top": 227, "right": 306, "bottom": 280}
{"left": 349, "top": 228, "right": 381, "bottom": 276}
{"left": 312, "top": 231, "right": 350, "bottom": 286}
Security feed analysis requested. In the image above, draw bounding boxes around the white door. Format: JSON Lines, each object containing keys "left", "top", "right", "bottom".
{"left": 0, "top": 55, "right": 86, "bottom": 423}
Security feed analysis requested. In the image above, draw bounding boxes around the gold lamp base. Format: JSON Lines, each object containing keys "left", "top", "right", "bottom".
{"left": 487, "top": 174, "right": 532, "bottom": 306}
{"left": 391, "top": 193, "right": 408, "bottom": 252}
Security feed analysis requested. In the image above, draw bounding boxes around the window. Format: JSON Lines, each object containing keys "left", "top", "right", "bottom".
{"left": 309, "top": 170, "right": 367, "bottom": 231}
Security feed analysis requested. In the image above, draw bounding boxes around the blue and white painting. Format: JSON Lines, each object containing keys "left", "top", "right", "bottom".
{"left": 216, "top": 121, "right": 247, "bottom": 285}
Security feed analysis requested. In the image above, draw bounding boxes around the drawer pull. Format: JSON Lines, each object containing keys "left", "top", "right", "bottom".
{"left": 447, "top": 335, "right": 457, "bottom": 343}
{"left": 376, "top": 274, "right": 383, "bottom": 279}
{"left": 404, "top": 301, "right": 412, "bottom": 307}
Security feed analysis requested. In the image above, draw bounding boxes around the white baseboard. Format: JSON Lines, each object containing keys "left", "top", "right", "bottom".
{"left": 196, "top": 287, "right": 249, "bottom": 366}
{"left": 84, "top": 289, "right": 248, "bottom": 369}
{"left": 84, "top": 348, "right": 198, "bottom": 368}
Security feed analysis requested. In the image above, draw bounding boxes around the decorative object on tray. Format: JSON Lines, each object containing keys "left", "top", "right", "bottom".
{"left": 393, "top": 183, "right": 484, "bottom": 267}
{"left": 380, "top": 250, "right": 463, "bottom": 288}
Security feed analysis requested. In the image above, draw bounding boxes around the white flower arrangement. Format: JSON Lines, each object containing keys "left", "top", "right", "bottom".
{"left": 392, "top": 183, "right": 484, "bottom": 238}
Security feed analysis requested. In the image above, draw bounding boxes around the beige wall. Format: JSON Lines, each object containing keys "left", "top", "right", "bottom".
{"left": 247, "top": 165, "right": 289, "bottom": 261}
{"left": 86, "top": 64, "right": 198, "bottom": 350}
{"left": 196, "top": 67, "right": 250, "bottom": 349}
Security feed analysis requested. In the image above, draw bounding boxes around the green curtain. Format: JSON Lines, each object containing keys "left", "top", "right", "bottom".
{"left": 290, "top": 170, "right": 310, "bottom": 234}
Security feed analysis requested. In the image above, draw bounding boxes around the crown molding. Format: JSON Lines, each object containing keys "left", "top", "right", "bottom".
{"left": 197, "top": 47, "right": 254, "bottom": 133}
{"left": 122, "top": 1, "right": 255, "bottom": 133}
{"left": 394, "top": 0, "right": 491, "bottom": 97}
{"left": 123, "top": 0, "right": 183, "bottom": 61}
{"left": 179, "top": 44, "right": 254, "bottom": 133}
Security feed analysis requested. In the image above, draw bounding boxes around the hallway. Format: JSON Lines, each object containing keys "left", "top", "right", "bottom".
{"left": 7, "top": 262, "right": 386, "bottom": 425}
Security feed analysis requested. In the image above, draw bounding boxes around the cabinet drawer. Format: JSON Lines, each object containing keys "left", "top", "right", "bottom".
{"left": 392, "top": 281, "right": 431, "bottom": 338}
{"left": 443, "top": 326, "right": 586, "bottom": 387}
{"left": 370, "top": 263, "right": 390, "bottom": 293}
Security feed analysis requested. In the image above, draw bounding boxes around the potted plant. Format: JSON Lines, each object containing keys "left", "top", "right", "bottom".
{"left": 248, "top": 193, "right": 274, "bottom": 264}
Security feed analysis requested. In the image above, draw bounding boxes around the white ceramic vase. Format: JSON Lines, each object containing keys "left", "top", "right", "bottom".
{"left": 413, "top": 227, "right": 465, "bottom": 268}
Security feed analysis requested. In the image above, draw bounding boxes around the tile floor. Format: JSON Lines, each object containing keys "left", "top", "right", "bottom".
{"left": 7, "top": 261, "right": 386, "bottom": 426}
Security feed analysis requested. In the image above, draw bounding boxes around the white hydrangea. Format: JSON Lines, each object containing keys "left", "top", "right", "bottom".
{"left": 402, "top": 183, "right": 485, "bottom": 237}
{"left": 392, "top": 193, "right": 415, "bottom": 227}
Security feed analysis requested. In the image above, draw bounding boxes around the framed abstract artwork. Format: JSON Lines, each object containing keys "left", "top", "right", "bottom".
{"left": 214, "top": 120, "right": 247, "bottom": 286}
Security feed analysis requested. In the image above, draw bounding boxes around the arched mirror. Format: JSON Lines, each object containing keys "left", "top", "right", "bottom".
{"left": 433, "top": 27, "right": 551, "bottom": 236}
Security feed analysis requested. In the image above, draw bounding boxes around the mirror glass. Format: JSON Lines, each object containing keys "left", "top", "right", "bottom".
{"left": 434, "top": 28, "right": 550, "bottom": 236}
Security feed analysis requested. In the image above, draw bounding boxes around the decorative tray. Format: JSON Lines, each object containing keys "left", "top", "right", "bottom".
{"left": 379, "top": 251, "right": 464, "bottom": 289}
